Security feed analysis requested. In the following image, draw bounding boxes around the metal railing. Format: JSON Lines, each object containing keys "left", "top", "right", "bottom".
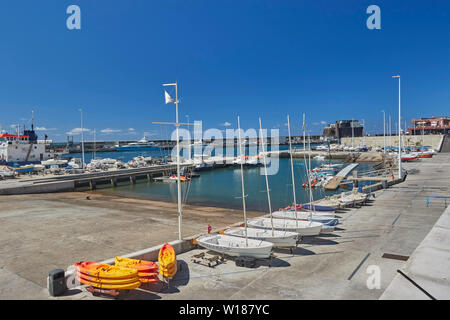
{"left": 426, "top": 195, "right": 450, "bottom": 208}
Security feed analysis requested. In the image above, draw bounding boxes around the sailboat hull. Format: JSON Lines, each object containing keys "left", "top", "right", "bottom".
{"left": 271, "top": 211, "right": 338, "bottom": 226}
{"left": 247, "top": 218, "right": 323, "bottom": 236}
{"left": 196, "top": 234, "right": 273, "bottom": 259}
{"left": 224, "top": 227, "right": 299, "bottom": 247}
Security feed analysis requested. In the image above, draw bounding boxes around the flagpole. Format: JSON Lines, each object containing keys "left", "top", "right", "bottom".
{"left": 161, "top": 82, "right": 182, "bottom": 241}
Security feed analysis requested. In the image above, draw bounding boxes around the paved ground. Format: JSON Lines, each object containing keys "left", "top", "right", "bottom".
{"left": 0, "top": 192, "right": 261, "bottom": 299}
{"left": 380, "top": 206, "right": 450, "bottom": 299}
{"left": 0, "top": 154, "right": 449, "bottom": 299}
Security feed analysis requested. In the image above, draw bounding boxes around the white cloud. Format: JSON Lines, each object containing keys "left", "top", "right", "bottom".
{"left": 222, "top": 122, "right": 231, "bottom": 127}
{"left": 320, "top": 121, "right": 327, "bottom": 125}
{"left": 100, "top": 128, "right": 122, "bottom": 134}
{"left": 128, "top": 128, "right": 135, "bottom": 131}
{"left": 143, "top": 131, "right": 157, "bottom": 137}
{"left": 35, "top": 127, "right": 57, "bottom": 131}
{"left": 65, "top": 127, "right": 91, "bottom": 135}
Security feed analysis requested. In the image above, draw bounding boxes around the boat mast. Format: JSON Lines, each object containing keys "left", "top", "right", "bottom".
{"left": 175, "top": 83, "right": 182, "bottom": 240}
{"left": 79, "top": 108, "right": 85, "bottom": 170}
{"left": 93, "top": 128, "right": 96, "bottom": 159}
{"left": 287, "top": 115, "right": 299, "bottom": 228}
{"left": 303, "top": 113, "right": 306, "bottom": 152}
{"left": 259, "top": 117, "right": 274, "bottom": 236}
{"left": 389, "top": 114, "right": 392, "bottom": 147}
{"left": 308, "top": 130, "right": 315, "bottom": 221}
{"left": 393, "top": 75, "right": 401, "bottom": 179}
{"left": 237, "top": 116, "right": 248, "bottom": 246}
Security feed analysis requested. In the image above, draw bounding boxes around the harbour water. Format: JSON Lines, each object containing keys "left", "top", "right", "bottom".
{"left": 67, "top": 146, "right": 377, "bottom": 211}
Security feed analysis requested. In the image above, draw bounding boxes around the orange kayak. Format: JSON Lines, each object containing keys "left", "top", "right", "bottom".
{"left": 140, "top": 274, "right": 160, "bottom": 283}
{"left": 76, "top": 271, "right": 138, "bottom": 285}
{"left": 76, "top": 275, "right": 141, "bottom": 290}
{"left": 74, "top": 261, "right": 138, "bottom": 280}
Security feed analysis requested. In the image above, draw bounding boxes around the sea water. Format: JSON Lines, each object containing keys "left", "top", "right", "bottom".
{"left": 66, "top": 145, "right": 376, "bottom": 211}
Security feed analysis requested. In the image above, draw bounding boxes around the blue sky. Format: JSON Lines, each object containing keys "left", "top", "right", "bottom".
{"left": 0, "top": 0, "right": 449, "bottom": 141}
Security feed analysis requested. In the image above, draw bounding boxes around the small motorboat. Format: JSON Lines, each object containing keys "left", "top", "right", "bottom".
{"left": 12, "top": 164, "right": 34, "bottom": 173}
{"left": 401, "top": 155, "right": 419, "bottom": 162}
{"left": 168, "top": 175, "right": 190, "bottom": 182}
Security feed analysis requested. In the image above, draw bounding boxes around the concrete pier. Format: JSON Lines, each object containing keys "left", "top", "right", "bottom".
{"left": 324, "top": 163, "right": 359, "bottom": 190}
{"left": 0, "top": 164, "right": 192, "bottom": 195}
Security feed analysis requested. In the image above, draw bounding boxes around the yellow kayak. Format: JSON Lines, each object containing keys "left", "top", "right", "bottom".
{"left": 158, "top": 244, "right": 177, "bottom": 278}
{"left": 114, "top": 256, "right": 158, "bottom": 272}
{"left": 74, "top": 262, "right": 138, "bottom": 280}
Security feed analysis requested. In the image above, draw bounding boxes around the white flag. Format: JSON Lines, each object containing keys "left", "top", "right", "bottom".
{"left": 165, "top": 90, "right": 175, "bottom": 104}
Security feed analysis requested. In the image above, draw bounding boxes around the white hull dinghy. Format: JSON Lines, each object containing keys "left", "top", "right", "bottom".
{"left": 196, "top": 234, "right": 273, "bottom": 259}
{"left": 224, "top": 227, "right": 299, "bottom": 248}
{"left": 271, "top": 210, "right": 337, "bottom": 225}
{"left": 247, "top": 218, "right": 323, "bottom": 236}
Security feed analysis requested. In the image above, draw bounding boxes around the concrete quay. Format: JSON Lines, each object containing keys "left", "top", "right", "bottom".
{"left": 0, "top": 164, "right": 189, "bottom": 195}
{"left": 0, "top": 154, "right": 448, "bottom": 300}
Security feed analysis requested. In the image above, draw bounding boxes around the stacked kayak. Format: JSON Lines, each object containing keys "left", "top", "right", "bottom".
{"left": 114, "top": 256, "right": 159, "bottom": 283}
{"left": 74, "top": 261, "right": 141, "bottom": 290}
{"left": 158, "top": 244, "right": 177, "bottom": 278}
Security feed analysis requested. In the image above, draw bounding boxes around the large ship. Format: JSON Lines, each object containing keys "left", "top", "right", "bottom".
{"left": 114, "top": 136, "right": 161, "bottom": 151}
{"left": 0, "top": 126, "right": 63, "bottom": 166}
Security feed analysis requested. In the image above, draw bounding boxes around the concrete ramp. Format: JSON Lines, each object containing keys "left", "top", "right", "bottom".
{"left": 324, "top": 163, "right": 359, "bottom": 190}
{"left": 440, "top": 135, "right": 450, "bottom": 152}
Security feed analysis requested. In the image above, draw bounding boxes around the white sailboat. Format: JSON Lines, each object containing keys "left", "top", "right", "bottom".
{"left": 224, "top": 117, "right": 299, "bottom": 248}
{"left": 196, "top": 234, "right": 274, "bottom": 259}
{"left": 247, "top": 115, "right": 322, "bottom": 237}
{"left": 197, "top": 116, "right": 274, "bottom": 259}
{"left": 271, "top": 210, "right": 335, "bottom": 220}
{"left": 305, "top": 127, "right": 337, "bottom": 233}
{"left": 247, "top": 218, "right": 322, "bottom": 236}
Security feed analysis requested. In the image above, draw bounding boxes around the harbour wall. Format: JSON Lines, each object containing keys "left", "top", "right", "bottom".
{"left": 341, "top": 134, "right": 443, "bottom": 150}
{"left": 0, "top": 180, "right": 75, "bottom": 195}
